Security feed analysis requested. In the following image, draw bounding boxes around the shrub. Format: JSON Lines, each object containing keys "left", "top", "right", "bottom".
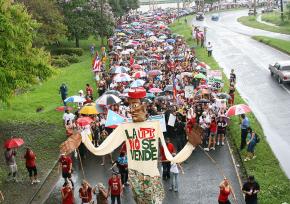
{"left": 50, "top": 47, "right": 83, "bottom": 56}
{"left": 52, "top": 54, "right": 80, "bottom": 64}
{"left": 51, "top": 58, "right": 70, "bottom": 67}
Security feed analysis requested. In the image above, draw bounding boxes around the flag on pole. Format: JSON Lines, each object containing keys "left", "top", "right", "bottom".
{"left": 92, "top": 57, "right": 102, "bottom": 72}
{"left": 105, "top": 110, "right": 126, "bottom": 128}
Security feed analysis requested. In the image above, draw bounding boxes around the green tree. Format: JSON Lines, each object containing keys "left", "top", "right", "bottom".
{"left": 287, "top": 3, "right": 290, "bottom": 21}
{"left": 0, "top": 0, "right": 53, "bottom": 103}
{"left": 108, "top": 0, "right": 123, "bottom": 17}
{"left": 58, "top": 0, "right": 94, "bottom": 47}
{"left": 17, "top": 0, "right": 67, "bottom": 46}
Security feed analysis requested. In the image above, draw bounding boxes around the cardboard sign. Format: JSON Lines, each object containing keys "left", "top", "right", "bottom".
{"left": 168, "top": 114, "right": 176, "bottom": 127}
{"left": 184, "top": 86, "right": 194, "bottom": 98}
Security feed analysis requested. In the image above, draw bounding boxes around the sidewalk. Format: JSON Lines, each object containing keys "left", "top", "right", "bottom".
{"left": 44, "top": 138, "right": 245, "bottom": 204}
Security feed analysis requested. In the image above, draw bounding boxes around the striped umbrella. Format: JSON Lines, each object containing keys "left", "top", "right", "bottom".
{"left": 96, "top": 94, "right": 121, "bottom": 105}
{"left": 130, "top": 79, "right": 145, "bottom": 88}
{"left": 226, "top": 104, "right": 251, "bottom": 117}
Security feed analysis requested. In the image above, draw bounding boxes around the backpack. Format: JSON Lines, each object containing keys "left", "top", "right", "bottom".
{"left": 255, "top": 134, "right": 260, "bottom": 143}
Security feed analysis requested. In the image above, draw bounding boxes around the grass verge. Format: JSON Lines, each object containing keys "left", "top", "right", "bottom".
{"left": 170, "top": 17, "right": 290, "bottom": 203}
{"left": 252, "top": 35, "right": 290, "bottom": 55}
{"left": 238, "top": 16, "right": 290, "bottom": 35}
{"left": 261, "top": 11, "right": 290, "bottom": 26}
{"left": 0, "top": 37, "right": 100, "bottom": 203}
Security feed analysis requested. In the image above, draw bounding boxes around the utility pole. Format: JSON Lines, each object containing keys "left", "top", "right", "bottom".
{"left": 280, "top": 0, "right": 284, "bottom": 21}
{"left": 253, "top": 0, "right": 257, "bottom": 15}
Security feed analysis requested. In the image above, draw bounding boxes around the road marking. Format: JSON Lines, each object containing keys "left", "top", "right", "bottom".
{"left": 281, "top": 84, "right": 290, "bottom": 95}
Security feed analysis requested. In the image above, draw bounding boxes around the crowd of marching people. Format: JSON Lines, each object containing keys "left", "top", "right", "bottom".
{"left": 57, "top": 8, "right": 261, "bottom": 204}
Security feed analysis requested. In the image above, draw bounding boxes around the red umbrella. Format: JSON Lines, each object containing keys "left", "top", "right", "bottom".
{"left": 148, "top": 70, "right": 162, "bottom": 76}
{"left": 76, "top": 117, "right": 94, "bottom": 127}
{"left": 132, "top": 71, "right": 147, "bottom": 78}
{"left": 55, "top": 106, "right": 73, "bottom": 112}
{"left": 226, "top": 104, "right": 251, "bottom": 117}
{"left": 4, "top": 138, "right": 24, "bottom": 149}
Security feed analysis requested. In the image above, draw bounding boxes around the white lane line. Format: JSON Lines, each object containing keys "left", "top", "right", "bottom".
{"left": 281, "top": 84, "right": 290, "bottom": 95}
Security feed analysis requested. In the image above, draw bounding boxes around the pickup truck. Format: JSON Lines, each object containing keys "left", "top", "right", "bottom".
{"left": 269, "top": 61, "right": 290, "bottom": 84}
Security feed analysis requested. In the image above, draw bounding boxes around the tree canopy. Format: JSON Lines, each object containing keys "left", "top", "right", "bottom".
{"left": 0, "top": 0, "right": 53, "bottom": 103}
{"left": 16, "top": 0, "right": 67, "bottom": 46}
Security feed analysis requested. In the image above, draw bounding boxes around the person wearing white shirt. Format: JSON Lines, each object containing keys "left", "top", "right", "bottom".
{"left": 63, "top": 110, "right": 75, "bottom": 125}
{"left": 207, "top": 42, "right": 213, "bottom": 57}
{"left": 169, "top": 153, "right": 184, "bottom": 192}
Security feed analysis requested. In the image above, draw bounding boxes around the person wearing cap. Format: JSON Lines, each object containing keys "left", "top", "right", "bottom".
{"left": 242, "top": 176, "right": 260, "bottom": 204}
{"left": 108, "top": 172, "right": 122, "bottom": 204}
{"left": 93, "top": 183, "right": 108, "bottom": 204}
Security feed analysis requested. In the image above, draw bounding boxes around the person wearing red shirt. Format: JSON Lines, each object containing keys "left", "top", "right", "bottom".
{"left": 59, "top": 154, "right": 74, "bottom": 188}
{"left": 62, "top": 181, "right": 74, "bottom": 204}
{"left": 160, "top": 138, "right": 176, "bottom": 180}
{"left": 24, "top": 148, "right": 40, "bottom": 184}
{"left": 85, "top": 84, "right": 94, "bottom": 100}
{"left": 218, "top": 178, "right": 236, "bottom": 204}
{"left": 79, "top": 180, "right": 93, "bottom": 204}
{"left": 205, "top": 117, "right": 217, "bottom": 151}
{"left": 108, "top": 172, "right": 122, "bottom": 204}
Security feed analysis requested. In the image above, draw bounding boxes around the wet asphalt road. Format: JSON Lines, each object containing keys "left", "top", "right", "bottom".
{"left": 46, "top": 141, "right": 245, "bottom": 204}
{"left": 192, "top": 9, "right": 290, "bottom": 178}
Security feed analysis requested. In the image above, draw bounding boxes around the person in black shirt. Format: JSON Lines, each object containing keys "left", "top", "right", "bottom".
{"left": 229, "top": 69, "right": 236, "bottom": 84}
{"left": 242, "top": 176, "right": 260, "bottom": 204}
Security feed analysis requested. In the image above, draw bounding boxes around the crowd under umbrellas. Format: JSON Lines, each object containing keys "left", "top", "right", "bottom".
{"left": 54, "top": 8, "right": 257, "bottom": 204}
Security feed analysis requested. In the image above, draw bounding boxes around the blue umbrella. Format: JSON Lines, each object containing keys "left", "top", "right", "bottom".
{"left": 146, "top": 93, "right": 155, "bottom": 99}
{"left": 130, "top": 79, "right": 145, "bottom": 88}
{"left": 166, "top": 39, "right": 176, "bottom": 44}
{"left": 64, "top": 95, "right": 85, "bottom": 103}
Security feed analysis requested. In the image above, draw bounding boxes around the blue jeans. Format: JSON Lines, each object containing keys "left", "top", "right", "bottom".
{"left": 170, "top": 172, "right": 178, "bottom": 190}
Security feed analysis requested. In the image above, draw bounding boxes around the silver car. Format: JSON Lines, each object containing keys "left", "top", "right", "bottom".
{"left": 269, "top": 61, "right": 290, "bottom": 84}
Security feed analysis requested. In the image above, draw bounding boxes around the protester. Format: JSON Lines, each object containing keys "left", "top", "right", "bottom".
{"left": 93, "top": 183, "right": 108, "bottom": 204}
{"left": 169, "top": 153, "right": 184, "bottom": 192}
{"left": 85, "top": 84, "right": 94, "bottom": 100}
{"left": 61, "top": 181, "right": 74, "bottom": 204}
{"left": 108, "top": 172, "right": 122, "bottom": 204}
{"left": 63, "top": 110, "right": 75, "bottom": 126}
{"left": 217, "top": 117, "right": 227, "bottom": 146}
{"left": 228, "top": 83, "right": 235, "bottom": 107}
{"left": 204, "top": 117, "right": 217, "bottom": 151}
{"left": 116, "top": 152, "right": 128, "bottom": 186}
{"left": 4, "top": 148, "right": 17, "bottom": 182}
{"left": 242, "top": 176, "right": 260, "bottom": 204}
{"left": 229, "top": 69, "right": 236, "bottom": 84}
{"left": 240, "top": 114, "right": 250, "bottom": 150}
{"left": 24, "top": 148, "right": 40, "bottom": 184}
{"left": 59, "top": 154, "right": 74, "bottom": 188}
{"left": 218, "top": 178, "right": 236, "bottom": 204}
{"left": 99, "top": 129, "right": 114, "bottom": 165}
{"left": 79, "top": 180, "right": 93, "bottom": 204}
{"left": 244, "top": 127, "right": 257, "bottom": 161}
{"left": 207, "top": 42, "right": 213, "bottom": 57}
{"left": 160, "top": 138, "right": 176, "bottom": 180}
{"left": 59, "top": 83, "right": 68, "bottom": 106}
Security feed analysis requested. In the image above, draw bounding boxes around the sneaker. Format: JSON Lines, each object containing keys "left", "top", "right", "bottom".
{"left": 174, "top": 188, "right": 178, "bottom": 192}
{"left": 217, "top": 142, "right": 220, "bottom": 146}
{"left": 169, "top": 187, "right": 173, "bottom": 191}
{"left": 35, "top": 179, "right": 41, "bottom": 183}
{"left": 204, "top": 148, "right": 209, "bottom": 152}
{"left": 221, "top": 142, "right": 225, "bottom": 146}
{"left": 210, "top": 147, "right": 215, "bottom": 150}
{"left": 253, "top": 156, "right": 257, "bottom": 159}
{"left": 244, "top": 158, "right": 249, "bottom": 162}
{"left": 100, "top": 163, "right": 104, "bottom": 166}
{"left": 31, "top": 181, "right": 34, "bottom": 185}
